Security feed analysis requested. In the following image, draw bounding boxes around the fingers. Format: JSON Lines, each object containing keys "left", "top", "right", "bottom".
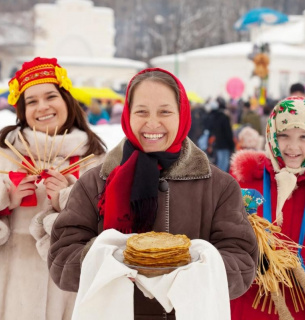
{"left": 19, "top": 174, "right": 40, "bottom": 185}
{"left": 43, "top": 169, "right": 69, "bottom": 189}
{"left": 8, "top": 179, "right": 37, "bottom": 210}
{"left": 17, "top": 181, "right": 37, "bottom": 192}
{"left": 18, "top": 189, "right": 36, "bottom": 198}
{"left": 44, "top": 169, "right": 66, "bottom": 182}
{"left": 44, "top": 181, "right": 60, "bottom": 192}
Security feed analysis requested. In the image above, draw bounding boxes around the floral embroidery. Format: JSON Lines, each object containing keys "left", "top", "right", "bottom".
{"left": 278, "top": 100, "right": 298, "bottom": 115}
{"left": 256, "top": 198, "right": 263, "bottom": 205}
{"left": 241, "top": 189, "right": 264, "bottom": 215}
{"left": 20, "top": 70, "right": 55, "bottom": 87}
{"left": 272, "top": 146, "right": 281, "bottom": 157}
{"left": 270, "top": 110, "right": 276, "bottom": 119}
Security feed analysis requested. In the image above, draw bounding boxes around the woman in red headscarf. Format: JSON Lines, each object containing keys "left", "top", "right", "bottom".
{"left": 48, "top": 68, "right": 258, "bottom": 319}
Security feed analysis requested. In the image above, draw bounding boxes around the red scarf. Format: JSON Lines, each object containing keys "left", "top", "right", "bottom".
{"left": 99, "top": 68, "right": 191, "bottom": 233}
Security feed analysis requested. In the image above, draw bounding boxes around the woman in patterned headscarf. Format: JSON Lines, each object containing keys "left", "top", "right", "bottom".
{"left": 230, "top": 95, "right": 305, "bottom": 320}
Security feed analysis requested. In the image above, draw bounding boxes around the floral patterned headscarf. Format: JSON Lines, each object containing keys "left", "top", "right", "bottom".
{"left": 266, "top": 96, "right": 305, "bottom": 173}
{"left": 265, "top": 95, "right": 305, "bottom": 225}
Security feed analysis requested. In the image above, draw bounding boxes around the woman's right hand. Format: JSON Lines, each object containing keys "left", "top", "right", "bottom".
{"left": 7, "top": 174, "right": 38, "bottom": 210}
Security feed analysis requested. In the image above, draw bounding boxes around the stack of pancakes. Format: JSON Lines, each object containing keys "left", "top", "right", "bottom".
{"left": 123, "top": 231, "right": 191, "bottom": 268}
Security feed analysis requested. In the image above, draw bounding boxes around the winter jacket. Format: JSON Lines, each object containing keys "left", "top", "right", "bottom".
{"left": 230, "top": 150, "right": 305, "bottom": 320}
{"left": 207, "top": 110, "right": 235, "bottom": 151}
{"left": 49, "top": 137, "right": 258, "bottom": 320}
{"left": 188, "top": 106, "right": 208, "bottom": 145}
{"left": 0, "top": 127, "right": 105, "bottom": 320}
{"left": 241, "top": 109, "right": 262, "bottom": 135}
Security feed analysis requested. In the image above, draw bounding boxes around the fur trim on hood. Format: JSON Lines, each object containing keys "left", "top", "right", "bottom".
{"left": 230, "top": 150, "right": 266, "bottom": 183}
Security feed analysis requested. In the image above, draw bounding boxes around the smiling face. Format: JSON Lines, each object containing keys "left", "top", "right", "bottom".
{"left": 277, "top": 127, "right": 305, "bottom": 168}
{"left": 24, "top": 83, "right": 68, "bottom": 135}
{"left": 130, "top": 80, "right": 179, "bottom": 152}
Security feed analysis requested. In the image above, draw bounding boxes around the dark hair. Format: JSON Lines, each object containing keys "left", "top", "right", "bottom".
{"left": 216, "top": 96, "right": 226, "bottom": 110}
{"left": 244, "top": 101, "right": 251, "bottom": 108}
{"left": 290, "top": 83, "right": 305, "bottom": 94}
{"left": 127, "top": 70, "right": 180, "bottom": 108}
{"left": 0, "top": 85, "right": 106, "bottom": 156}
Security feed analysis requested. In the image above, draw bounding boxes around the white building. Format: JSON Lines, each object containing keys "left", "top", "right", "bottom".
{"left": 0, "top": 0, "right": 146, "bottom": 90}
{"left": 150, "top": 11, "right": 305, "bottom": 101}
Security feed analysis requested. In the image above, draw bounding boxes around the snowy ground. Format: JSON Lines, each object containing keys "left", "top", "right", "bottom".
{"left": 0, "top": 109, "right": 125, "bottom": 151}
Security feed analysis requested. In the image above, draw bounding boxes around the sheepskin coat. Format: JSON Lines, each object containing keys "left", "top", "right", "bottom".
{"left": 230, "top": 150, "right": 305, "bottom": 320}
{"left": 49, "top": 138, "right": 258, "bottom": 320}
{"left": 0, "top": 127, "right": 105, "bottom": 320}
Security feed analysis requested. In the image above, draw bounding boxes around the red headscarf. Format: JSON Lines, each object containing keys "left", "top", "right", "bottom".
{"left": 121, "top": 67, "right": 191, "bottom": 153}
{"left": 99, "top": 68, "right": 191, "bottom": 233}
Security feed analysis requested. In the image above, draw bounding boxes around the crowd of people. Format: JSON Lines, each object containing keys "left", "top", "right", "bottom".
{"left": 188, "top": 82, "right": 305, "bottom": 174}
{"left": 86, "top": 98, "right": 124, "bottom": 125}
{"left": 0, "top": 55, "right": 304, "bottom": 320}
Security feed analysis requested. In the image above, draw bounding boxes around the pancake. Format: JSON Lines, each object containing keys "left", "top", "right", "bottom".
{"left": 123, "top": 231, "right": 191, "bottom": 268}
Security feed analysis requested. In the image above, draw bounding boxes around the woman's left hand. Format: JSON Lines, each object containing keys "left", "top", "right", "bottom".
{"left": 43, "top": 169, "right": 69, "bottom": 211}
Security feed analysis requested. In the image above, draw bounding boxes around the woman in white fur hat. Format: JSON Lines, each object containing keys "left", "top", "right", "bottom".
{"left": 230, "top": 95, "right": 305, "bottom": 320}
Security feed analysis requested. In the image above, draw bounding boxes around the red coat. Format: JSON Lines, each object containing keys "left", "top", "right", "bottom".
{"left": 230, "top": 150, "right": 305, "bottom": 320}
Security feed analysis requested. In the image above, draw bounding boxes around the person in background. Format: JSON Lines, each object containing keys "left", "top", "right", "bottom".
{"left": 105, "top": 99, "right": 113, "bottom": 118}
{"left": 109, "top": 100, "right": 124, "bottom": 124}
{"left": 187, "top": 101, "right": 208, "bottom": 147}
{"left": 289, "top": 82, "right": 305, "bottom": 97}
{"left": 0, "top": 57, "right": 106, "bottom": 320}
{"left": 48, "top": 67, "right": 258, "bottom": 319}
{"left": 230, "top": 96, "right": 305, "bottom": 320}
{"left": 206, "top": 97, "right": 235, "bottom": 172}
{"left": 235, "top": 126, "right": 264, "bottom": 151}
{"left": 241, "top": 101, "right": 262, "bottom": 135}
{"left": 87, "top": 98, "right": 110, "bottom": 125}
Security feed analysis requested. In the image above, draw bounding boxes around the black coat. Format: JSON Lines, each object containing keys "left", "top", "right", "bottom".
{"left": 207, "top": 110, "right": 235, "bottom": 151}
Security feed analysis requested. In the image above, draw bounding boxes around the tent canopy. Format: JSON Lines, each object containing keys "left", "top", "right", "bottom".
{"left": 187, "top": 91, "right": 204, "bottom": 104}
{"left": 234, "top": 7, "right": 288, "bottom": 31}
{"left": 70, "top": 87, "right": 125, "bottom": 106}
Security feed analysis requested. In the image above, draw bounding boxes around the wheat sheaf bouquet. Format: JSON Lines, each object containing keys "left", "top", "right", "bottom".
{"left": 242, "top": 189, "right": 305, "bottom": 320}
{"left": 0, "top": 126, "right": 96, "bottom": 205}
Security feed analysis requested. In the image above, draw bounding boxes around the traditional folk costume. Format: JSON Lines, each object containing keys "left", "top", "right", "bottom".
{"left": 0, "top": 57, "right": 104, "bottom": 320}
{"left": 230, "top": 96, "right": 305, "bottom": 320}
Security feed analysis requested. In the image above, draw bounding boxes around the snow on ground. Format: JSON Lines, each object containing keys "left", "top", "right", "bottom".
{"left": 0, "top": 109, "right": 125, "bottom": 151}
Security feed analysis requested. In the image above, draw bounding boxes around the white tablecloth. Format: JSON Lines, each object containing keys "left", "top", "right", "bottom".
{"left": 72, "top": 229, "right": 230, "bottom": 320}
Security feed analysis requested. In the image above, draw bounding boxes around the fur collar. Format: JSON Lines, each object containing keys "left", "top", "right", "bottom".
{"left": 7, "top": 127, "right": 90, "bottom": 159}
{"left": 100, "top": 137, "right": 211, "bottom": 180}
{"left": 230, "top": 149, "right": 267, "bottom": 182}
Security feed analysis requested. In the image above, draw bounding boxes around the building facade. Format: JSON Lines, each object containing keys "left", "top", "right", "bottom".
{"left": 0, "top": 0, "right": 146, "bottom": 90}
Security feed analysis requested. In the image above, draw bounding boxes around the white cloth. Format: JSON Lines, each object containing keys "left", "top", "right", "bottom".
{"left": 72, "top": 229, "right": 230, "bottom": 320}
